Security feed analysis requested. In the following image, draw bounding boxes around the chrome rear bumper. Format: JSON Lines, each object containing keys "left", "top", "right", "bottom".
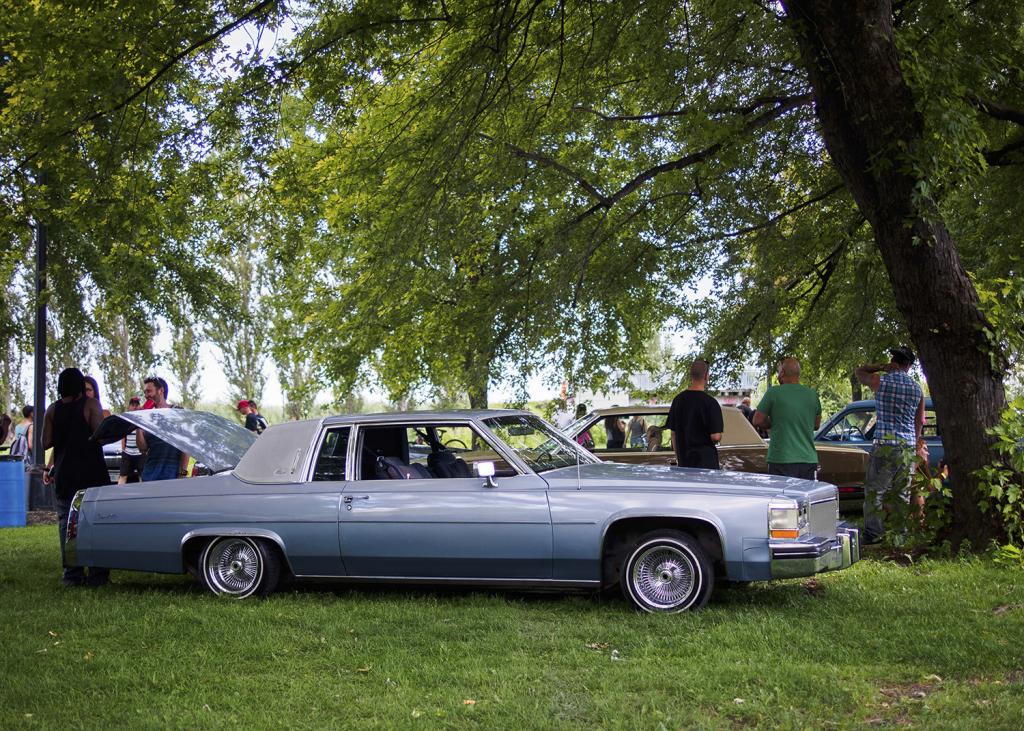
{"left": 769, "top": 524, "right": 860, "bottom": 579}
{"left": 64, "top": 490, "right": 85, "bottom": 567}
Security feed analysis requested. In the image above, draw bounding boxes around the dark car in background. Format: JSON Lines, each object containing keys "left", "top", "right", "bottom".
{"left": 102, "top": 442, "right": 121, "bottom": 483}
{"left": 814, "top": 398, "right": 944, "bottom": 506}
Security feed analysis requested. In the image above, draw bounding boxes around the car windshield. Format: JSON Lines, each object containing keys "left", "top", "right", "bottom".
{"left": 563, "top": 413, "right": 594, "bottom": 436}
{"left": 484, "top": 414, "right": 595, "bottom": 473}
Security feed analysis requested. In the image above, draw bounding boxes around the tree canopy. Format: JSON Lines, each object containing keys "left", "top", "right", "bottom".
{"left": 3, "top": 0, "right": 1023, "bottom": 541}
{"left": 0, "top": 0, "right": 283, "bottom": 401}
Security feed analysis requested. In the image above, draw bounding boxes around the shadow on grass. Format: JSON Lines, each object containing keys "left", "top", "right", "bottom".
{"left": 96, "top": 569, "right": 827, "bottom": 615}
{"left": 105, "top": 572, "right": 614, "bottom": 607}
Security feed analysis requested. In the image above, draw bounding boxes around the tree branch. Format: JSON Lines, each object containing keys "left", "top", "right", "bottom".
{"left": 79, "top": 0, "right": 280, "bottom": 132}
{"left": 12, "top": 0, "right": 280, "bottom": 179}
{"left": 984, "top": 137, "right": 1024, "bottom": 166}
{"left": 543, "top": 0, "right": 566, "bottom": 114}
{"left": 969, "top": 95, "right": 1024, "bottom": 127}
{"left": 480, "top": 132, "right": 607, "bottom": 202}
{"left": 573, "top": 92, "right": 812, "bottom": 123}
{"left": 292, "top": 13, "right": 453, "bottom": 69}
{"left": 568, "top": 94, "right": 813, "bottom": 225}
{"left": 677, "top": 183, "right": 844, "bottom": 247}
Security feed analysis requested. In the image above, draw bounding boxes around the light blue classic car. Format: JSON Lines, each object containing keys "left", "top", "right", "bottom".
{"left": 68, "top": 409, "right": 859, "bottom": 613}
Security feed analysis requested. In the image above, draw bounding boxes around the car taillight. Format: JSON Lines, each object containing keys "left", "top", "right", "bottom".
{"left": 67, "top": 490, "right": 85, "bottom": 540}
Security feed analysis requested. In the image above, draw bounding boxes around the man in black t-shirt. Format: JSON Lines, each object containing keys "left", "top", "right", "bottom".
{"left": 666, "top": 359, "right": 724, "bottom": 469}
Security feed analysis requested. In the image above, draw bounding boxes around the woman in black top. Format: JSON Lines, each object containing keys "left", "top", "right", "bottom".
{"left": 42, "top": 368, "right": 110, "bottom": 587}
{"left": 604, "top": 415, "right": 627, "bottom": 449}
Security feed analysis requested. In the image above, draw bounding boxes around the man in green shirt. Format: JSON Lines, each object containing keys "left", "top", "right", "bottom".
{"left": 752, "top": 357, "right": 822, "bottom": 480}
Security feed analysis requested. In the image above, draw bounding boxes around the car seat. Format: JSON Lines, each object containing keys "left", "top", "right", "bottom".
{"left": 375, "top": 455, "right": 433, "bottom": 479}
{"left": 428, "top": 449, "right": 472, "bottom": 478}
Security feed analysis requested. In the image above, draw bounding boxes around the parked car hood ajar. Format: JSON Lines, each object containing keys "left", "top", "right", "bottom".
{"left": 92, "top": 408, "right": 257, "bottom": 474}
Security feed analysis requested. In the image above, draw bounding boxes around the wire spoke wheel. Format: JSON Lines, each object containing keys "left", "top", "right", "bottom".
{"left": 202, "top": 537, "right": 269, "bottom": 598}
{"left": 630, "top": 545, "right": 696, "bottom": 609}
{"left": 622, "top": 530, "right": 713, "bottom": 613}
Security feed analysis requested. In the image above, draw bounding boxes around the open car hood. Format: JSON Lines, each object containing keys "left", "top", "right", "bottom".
{"left": 93, "top": 409, "right": 256, "bottom": 474}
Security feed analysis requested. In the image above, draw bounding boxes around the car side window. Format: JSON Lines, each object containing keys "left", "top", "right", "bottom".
{"left": 405, "top": 425, "right": 478, "bottom": 465}
{"left": 823, "top": 410, "right": 875, "bottom": 442}
{"left": 312, "top": 427, "right": 350, "bottom": 481}
{"left": 649, "top": 419, "right": 672, "bottom": 451}
{"left": 589, "top": 415, "right": 671, "bottom": 452}
{"left": 859, "top": 411, "right": 878, "bottom": 440}
{"left": 359, "top": 423, "right": 514, "bottom": 480}
{"left": 586, "top": 421, "right": 608, "bottom": 450}
{"left": 627, "top": 414, "right": 670, "bottom": 451}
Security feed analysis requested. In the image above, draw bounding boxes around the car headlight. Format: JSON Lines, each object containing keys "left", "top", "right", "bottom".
{"left": 768, "top": 498, "right": 808, "bottom": 539}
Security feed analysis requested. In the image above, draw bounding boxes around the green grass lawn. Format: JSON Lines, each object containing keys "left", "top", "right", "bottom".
{"left": 1, "top": 526, "right": 1022, "bottom": 730}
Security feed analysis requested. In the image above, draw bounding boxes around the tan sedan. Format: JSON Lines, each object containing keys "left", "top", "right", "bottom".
{"left": 567, "top": 405, "right": 868, "bottom": 494}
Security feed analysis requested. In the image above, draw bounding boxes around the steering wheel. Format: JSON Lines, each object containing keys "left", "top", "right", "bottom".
{"left": 443, "top": 438, "right": 468, "bottom": 450}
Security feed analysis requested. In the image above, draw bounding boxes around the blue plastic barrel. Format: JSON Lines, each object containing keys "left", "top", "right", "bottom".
{"left": 0, "top": 456, "right": 27, "bottom": 527}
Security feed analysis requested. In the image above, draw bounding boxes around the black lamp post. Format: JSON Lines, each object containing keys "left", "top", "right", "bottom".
{"left": 29, "top": 170, "right": 52, "bottom": 510}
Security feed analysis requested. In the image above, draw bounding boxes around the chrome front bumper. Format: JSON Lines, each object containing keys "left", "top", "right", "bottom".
{"left": 769, "top": 524, "right": 860, "bottom": 579}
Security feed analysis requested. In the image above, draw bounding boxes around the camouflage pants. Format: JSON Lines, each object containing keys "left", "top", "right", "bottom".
{"left": 863, "top": 443, "right": 914, "bottom": 542}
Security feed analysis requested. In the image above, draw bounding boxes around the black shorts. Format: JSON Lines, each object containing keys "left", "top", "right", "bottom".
{"left": 119, "top": 452, "right": 146, "bottom": 480}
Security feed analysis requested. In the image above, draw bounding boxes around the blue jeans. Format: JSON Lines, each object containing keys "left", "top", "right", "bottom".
{"left": 55, "top": 494, "right": 109, "bottom": 585}
{"left": 863, "top": 443, "right": 913, "bottom": 542}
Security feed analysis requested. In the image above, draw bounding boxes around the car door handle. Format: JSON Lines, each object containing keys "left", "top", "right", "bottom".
{"left": 343, "top": 495, "right": 370, "bottom": 503}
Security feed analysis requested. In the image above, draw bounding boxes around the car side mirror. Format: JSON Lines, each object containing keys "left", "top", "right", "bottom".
{"left": 475, "top": 460, "right": 498, "bottom": 488}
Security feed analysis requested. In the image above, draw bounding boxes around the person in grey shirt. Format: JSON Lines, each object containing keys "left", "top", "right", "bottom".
{"left": 627, "top": 414, "right": 648, "bottom": 447}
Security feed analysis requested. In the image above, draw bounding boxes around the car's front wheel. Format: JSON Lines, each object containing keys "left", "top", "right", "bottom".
{"left": 200, "top": 536, "right": 280, "bottom": 598}
{"left": 621, "top": 530, "right": 713, "bottom": 613}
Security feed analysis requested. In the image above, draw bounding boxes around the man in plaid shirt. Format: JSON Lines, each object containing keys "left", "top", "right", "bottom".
{"left": 855, "top": 347, "right": 925, "bottom": 544}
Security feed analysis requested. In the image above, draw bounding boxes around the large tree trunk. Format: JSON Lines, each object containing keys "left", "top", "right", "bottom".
{"left": 463, "top": 348, "right": 491, "bottom": 410}
{"left": 782, "top": 0, "right": 1007, "bottom": 545}
{"left": 467, "top": 382, "right": 489, "bottom": 410}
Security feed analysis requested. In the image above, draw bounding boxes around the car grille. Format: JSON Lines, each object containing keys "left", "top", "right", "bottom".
{"left": 808, "top": 487, "right": 839, "bottom": 537}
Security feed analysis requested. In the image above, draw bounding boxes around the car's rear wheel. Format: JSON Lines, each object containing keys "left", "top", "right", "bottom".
{"left": 200, "top": 536, "right": 280, "bottom": 598}
{"left": 621, "top": 530, "right": 713, "bottom": 613}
